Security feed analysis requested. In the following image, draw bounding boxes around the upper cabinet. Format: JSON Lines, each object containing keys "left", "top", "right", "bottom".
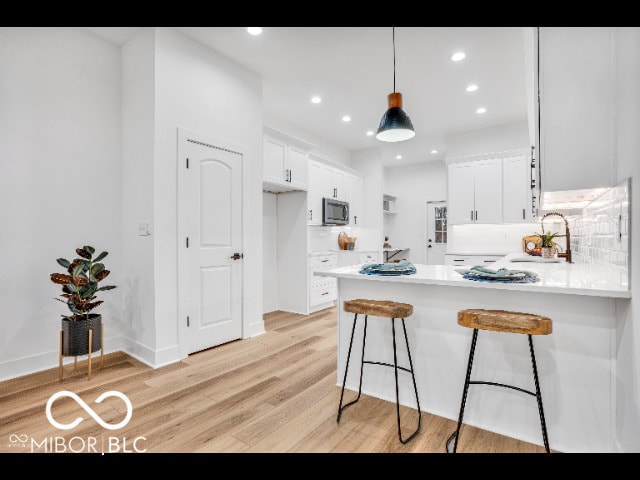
{"left": 448, "top": 158, "right": 503, "bottom": 225}
{"left": 263, "top": 126, "right": 315, "bottom": 193}
{"left": 526, "top": 27, "right": 615, "bottom": 199}
{"left": 502, "top": 155, "right": 534, "bottom": 223}
{"left": 308, "top": 156, "right": 365, "bottom": 227}
{"left": 448, "top": 154, "right": 532, "bottom": 225}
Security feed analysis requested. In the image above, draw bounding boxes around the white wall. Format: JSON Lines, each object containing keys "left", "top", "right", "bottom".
{"left": 613, "top": 26, "right": 640, "bottom": 453}
{"left": 445, "top": 120, "right": 529, "bottom": 161}
{"left": 264, "top": 112, "right": 351, "bottom": 168}
{"left": 382, "top": 161, "right": 448, "bottom": 264}
{"left": 152, "top": 27, "right": 264, "bottom": 365}
{"left": 263, "top": 192, "right": 279, "bottom": 314}
{"left": 0, "top": 27, "right": 122, "bottom": 380}
{"left": 120, "top": 28, "right": 157, "bottom": 363}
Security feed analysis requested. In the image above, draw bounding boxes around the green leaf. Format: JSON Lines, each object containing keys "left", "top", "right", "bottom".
{"left": 72, "top": 263, "right": 84, "bottom": 278}
{"left": 56, "top": 258, "right": 70, "bottom": 268}
{"left": 93, "top": 251, "right": 108, "bottom": 262}
{"left": 83, "top": 245, "right": 95, "bottom": 255}
{"left": 90, "top": 263, "right": 105, "bottom": 276}
{"left": 80, "top": 282, "right": 98, "bottom": 299}
{"left": 97, "top": 285, "right": 117, "bottom": 291}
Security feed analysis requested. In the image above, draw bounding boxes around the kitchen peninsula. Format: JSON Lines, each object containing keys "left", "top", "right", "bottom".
{"left": 316, "top": 254, "right": 630, "bottom": 452}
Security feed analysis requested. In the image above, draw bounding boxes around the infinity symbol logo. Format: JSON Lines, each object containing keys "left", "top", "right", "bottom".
{"left": 9, "top": 434, "right": 28, "bottom": 443}
{"left": 46, "top": 391, "right": 133, "bottom": 431}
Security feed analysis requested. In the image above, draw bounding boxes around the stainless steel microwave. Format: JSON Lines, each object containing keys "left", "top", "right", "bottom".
{"left": 322, "top": 198, "right": 349, "bottom": 225}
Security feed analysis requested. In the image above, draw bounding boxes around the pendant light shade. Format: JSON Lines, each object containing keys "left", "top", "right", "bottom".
{"left": 376, "top": 27, "right": 415, "bottom": 143}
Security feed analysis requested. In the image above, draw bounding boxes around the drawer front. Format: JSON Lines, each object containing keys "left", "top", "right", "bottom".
{"left": 310, "top": 280, "right": 337, "bottom": 306}
{"left": 359, "top": 252, "right": 379, "bottom": 264}
{"left": 309, "top": 254, "right": 338, "bottom": 269}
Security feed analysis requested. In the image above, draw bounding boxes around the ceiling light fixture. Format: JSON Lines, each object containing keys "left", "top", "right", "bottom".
{"left": 247, "top": 27, "right": 262, "bottom": 36}
{"left": 396, "top": 155, "right": 402, "bottom": 160}
{"left": 376, "top": 27, "right": 415, "bottom": 143}
{"left": 466, "top": 84, "right": 478, "bottom": 92}
{"left": 342, "top": 115, "right": 351, "bottom": 122}
{"left": 311, "top": 96, "right": 322, "bottom": 104}
{"left": 366, "top": 131, "right": 374, "bottom": 136}
{"left": 451, "top": 51, "right": 466, "bottom": 62}
{"left": 476, "top": 107, "right": 487, "bottom": 114}
{"left": 430, "top": 149, "right": 438, "bottom": 154}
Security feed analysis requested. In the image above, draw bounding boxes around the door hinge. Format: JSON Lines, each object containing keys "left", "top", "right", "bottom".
{"left": 187, "top": 316, "right": 190, "bottom": 327}
{"left": 186, "top": 237, "right": 189, "bottom": 248}
{"left": 186, "top": 157, "right": 189, "bottom": 169}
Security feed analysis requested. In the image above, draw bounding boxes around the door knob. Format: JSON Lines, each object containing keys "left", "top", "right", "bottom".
{"left": 428, "top": 245, "right": 432, "bottom": 248}
{"left": 230, "top": 253, "right": 243, "bottom": 260}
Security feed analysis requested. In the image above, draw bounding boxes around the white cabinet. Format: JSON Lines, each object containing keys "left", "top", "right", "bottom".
{"left": 448, "top": 159, "right": 502, "bottom": 225}
{"left": 263, "top": 126, "right": 315, "bottom": 193}
{"left": 445, "top": 254, "right": 504, "bottom": 267}
{"left": 528, "top": 27, "right": 615, "bottom": 199}
{"left": 502, "top": 155, "right": 534, "bottom": 223}
{"left": 348, "top": 175, "right": 365, "bottom": 226}
{"left": 309, "top": 253, "right": 337, "bottom": 311}
{"left": 307, "top": 158, "right": 365, "bottom": 227}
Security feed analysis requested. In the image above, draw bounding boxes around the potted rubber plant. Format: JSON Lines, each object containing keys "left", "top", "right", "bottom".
{"left": 50, "top": 245, "right": 116, "bottom": 356}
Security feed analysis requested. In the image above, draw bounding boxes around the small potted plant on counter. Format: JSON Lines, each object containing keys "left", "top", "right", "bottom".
{"left": 50, "top": 245, "right": 117, "bottom": 357}
{"left": 540, "top": 231, "right": 559, "bottom": 259}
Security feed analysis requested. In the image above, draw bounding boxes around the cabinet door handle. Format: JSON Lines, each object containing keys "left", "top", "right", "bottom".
{"left": 522, "top": 208, "right": 525, "bottom": 220}
{"left": 289, "top": 170, "right": 292, "bottom": 182}
{"left": 309, "top": 209, "right": 312, "bottom": 220}
{"left": 475, "top": 210, "right": 478, "bottom": 221}
{"left": 354, "top": 215, "right": 357, "bottom": 225}
{"left": 470, "top": 210, "right": 474, "bottom": 221}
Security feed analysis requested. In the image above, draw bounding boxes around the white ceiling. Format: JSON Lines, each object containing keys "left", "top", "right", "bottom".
{"left": 84, "top": 27, "right": 528, "bottom": 167}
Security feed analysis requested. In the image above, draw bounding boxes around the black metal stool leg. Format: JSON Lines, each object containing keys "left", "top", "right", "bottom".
{"left": 337, "top": 313, "right": 368, "bottom": 422}
{"left": 446, "top": 328, "right": 479, "bottom": 453}
{"left": 529, "top": 334, "right": 550, "bottom": 453}
{"left": 392, "top": 317, "right": 422, "bottom": 444}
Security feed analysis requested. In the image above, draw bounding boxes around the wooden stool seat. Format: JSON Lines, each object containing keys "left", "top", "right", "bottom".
{"left": 343, "top": 299, "right": 413, "bottom": 319}
{"left": 458, "top": 309, "right": 552, "bottom": 336}
{"left": 338, "top": 298, "right": 421, "bottom": 444}
{"left": 447, "top": 308, "right": 553, "bottom": 453}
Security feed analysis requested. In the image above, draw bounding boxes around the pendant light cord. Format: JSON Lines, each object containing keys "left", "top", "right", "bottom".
{"left": 393, "top": 26, "right": 396, "bottom": 93}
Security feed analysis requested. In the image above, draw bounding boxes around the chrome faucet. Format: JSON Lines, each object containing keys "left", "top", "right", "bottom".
{"left": 541, "top": 212, "right": 572, "bottom": 263}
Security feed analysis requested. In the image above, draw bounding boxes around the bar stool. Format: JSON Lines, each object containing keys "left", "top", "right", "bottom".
{"left": 446, "top": 308, "right": 552, "bottom": 453}
{"left": 337, "top": 299, "right": 421, "bottom": 444}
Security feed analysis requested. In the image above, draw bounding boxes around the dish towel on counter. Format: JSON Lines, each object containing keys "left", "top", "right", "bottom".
{"left": 360, "top": 260, "right": 417, "bottom": 276}
{"left": 455, "top": 266, "right": 540, "bottom": 283}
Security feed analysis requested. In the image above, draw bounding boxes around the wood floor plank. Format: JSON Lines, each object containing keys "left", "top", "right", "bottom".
{"left": 0, "top": 306, "right": 555, "bottom": 454}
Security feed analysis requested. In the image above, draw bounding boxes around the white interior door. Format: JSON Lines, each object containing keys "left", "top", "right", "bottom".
{"left": 426, "top": 201, "right": 447, "bottom": 265}
{"left": 184, "top": 140, "right": 243, "bottom": 354}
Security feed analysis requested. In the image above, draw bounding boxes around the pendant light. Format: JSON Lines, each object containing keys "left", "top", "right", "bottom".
{"left": 376, "top": 27, "right": 415, "bottom": 143}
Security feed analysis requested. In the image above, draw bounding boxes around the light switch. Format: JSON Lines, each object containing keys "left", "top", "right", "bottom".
{"left": 138, "top": 223, "right": 151, "bottom": 236}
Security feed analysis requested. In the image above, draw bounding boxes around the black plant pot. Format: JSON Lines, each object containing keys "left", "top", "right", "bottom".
{"left": 61, "top": 314, "right": 102, "bottom": 356}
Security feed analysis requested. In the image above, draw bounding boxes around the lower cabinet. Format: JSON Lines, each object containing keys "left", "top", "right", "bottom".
{"left": 445, "top": 254, "right": 505, "bottom": 267}
{"left": 309, "top": 253, "right": 338, "bottom": 312}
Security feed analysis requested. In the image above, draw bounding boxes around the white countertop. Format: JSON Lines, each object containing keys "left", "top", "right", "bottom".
{"left": 314, "top": 252, "right": 631, "bottom": 298}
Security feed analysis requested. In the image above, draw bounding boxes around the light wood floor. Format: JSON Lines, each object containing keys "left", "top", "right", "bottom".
{"left": 0, "top": 306, "right": 554, "bottom": 454}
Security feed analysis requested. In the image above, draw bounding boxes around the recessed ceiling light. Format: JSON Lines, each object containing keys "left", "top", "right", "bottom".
{"left": 396, "top": 155, "right": 402, "bottom": 160}
{"left": 476, "top": 107, "right": 487, "bottom": 114}
{"left": 311, "top": 96, "right": 322, "bottom": 104}
{"left": 342, "top": 115, "right": 351, "bottom": 122}
{"left": 430, "top": 149, "right": 438, "bottom": 154}
{"left": 247, "top": 27, "right": 262, "bottom": 36}
{"left": 466, "top": 84, "right": 478, "bottom": 92}
{"left": 366, "top": 131, "right": 374, "bottom": 136}
{"left": 450, "top": 51, "right": 466, "bottom": 62}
